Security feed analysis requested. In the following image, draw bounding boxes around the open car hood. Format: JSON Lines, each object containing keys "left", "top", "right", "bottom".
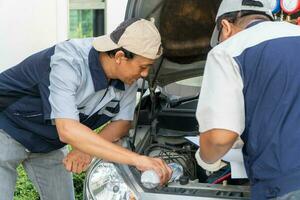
{"left": 125, "top": 0, "right": 221, "bottom": 86}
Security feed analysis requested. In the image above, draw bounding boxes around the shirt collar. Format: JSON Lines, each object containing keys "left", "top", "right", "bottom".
{"left": 245, "top": 20, "right": 267, "bottom": 29}
{"left": 88, "top": 47, "right": 125, "bottom": 91}
{"left": 111, "top": 79, "right": 125, "bottom": 90}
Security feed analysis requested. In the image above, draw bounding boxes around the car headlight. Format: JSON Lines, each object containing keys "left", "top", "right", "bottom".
{"left": 84, "top": 159, "right": 138, "bottom": 200}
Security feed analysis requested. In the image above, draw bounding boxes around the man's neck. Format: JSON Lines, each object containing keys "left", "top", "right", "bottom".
{"left": 99, "top": 52, "right": 117, "bottom": 81}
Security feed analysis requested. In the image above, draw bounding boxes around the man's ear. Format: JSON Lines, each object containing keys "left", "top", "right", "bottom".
{"left": 114, "top": 50, "right": 127, "bottom": 64}
{"left": 220, "top": 19, "right": 233, "bottom": 41}
{"left": 220, "top": 19, "right": 242, "bottom": 42}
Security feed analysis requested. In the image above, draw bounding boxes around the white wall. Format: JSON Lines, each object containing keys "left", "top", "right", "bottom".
{"left": 0, "top": 0, "right": 68, "bottom": 71}
{"left": 0, "top": 0, "right": 128, "bottom": 71}
{"left": 106, "top": 0, "right": 128, "bottom": 33}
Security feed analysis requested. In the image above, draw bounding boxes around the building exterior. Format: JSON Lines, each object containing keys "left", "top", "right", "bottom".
{"left": 0, "top": 0, "right": 127, "bottom": 71}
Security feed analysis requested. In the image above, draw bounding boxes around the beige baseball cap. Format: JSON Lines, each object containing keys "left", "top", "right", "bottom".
{"left": 93, "top": 18, "right": 162, "bottom": 59}
{"left": 210, "top": 0, "right": 273, "bottom": 47}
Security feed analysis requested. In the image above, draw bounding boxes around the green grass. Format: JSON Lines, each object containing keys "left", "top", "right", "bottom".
{"left": 73, "top": 172, "right": 86, "bottom": 200}
{"left": 14, "top": 165, "right": 85, "bottom": 200}
{"left": 14, "top": 165, "right": 40, "bottom": 200}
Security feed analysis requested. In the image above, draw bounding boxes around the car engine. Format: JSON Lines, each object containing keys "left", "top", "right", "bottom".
{"left": 134, "top": 90, "right": 248, "bottom": 187}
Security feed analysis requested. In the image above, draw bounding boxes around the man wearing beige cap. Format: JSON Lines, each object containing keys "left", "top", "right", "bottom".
{"left": 0, "top": 18, "right": 171, "bottom": 199}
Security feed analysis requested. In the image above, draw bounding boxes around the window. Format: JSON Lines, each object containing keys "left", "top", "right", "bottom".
{"left": 69, "top": 0, "right": 106, "bottom": 38}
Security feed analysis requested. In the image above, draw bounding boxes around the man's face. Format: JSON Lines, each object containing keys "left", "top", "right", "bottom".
{"left": 117, "top": 55, "right": 154, "bottom": 85}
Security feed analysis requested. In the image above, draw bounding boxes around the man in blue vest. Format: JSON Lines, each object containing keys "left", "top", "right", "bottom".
{"left": 195, "top": 0, "right": 300, "bottom": 199}
{"left": 0, "top": 18, "right": 171, "bottom": 199}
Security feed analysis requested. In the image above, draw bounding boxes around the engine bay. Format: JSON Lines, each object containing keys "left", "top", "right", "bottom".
{"left": 142, "top": 134, "right": 248, "bottom": 187}
{"left": 130, "top": 89, "right": 250, "bottom": 198}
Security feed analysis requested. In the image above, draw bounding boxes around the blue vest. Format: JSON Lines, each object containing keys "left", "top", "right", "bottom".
{"left": 235, "top": 35, "right": 300, "bottom": 199}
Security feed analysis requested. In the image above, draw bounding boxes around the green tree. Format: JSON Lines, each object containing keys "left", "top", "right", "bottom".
{"left": 69, "top": 10, "right": 94, "bottom": 38}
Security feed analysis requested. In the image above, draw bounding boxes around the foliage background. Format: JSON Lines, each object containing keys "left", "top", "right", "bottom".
{"left": 69, "top": 10, "right": 94, "bottom": 38}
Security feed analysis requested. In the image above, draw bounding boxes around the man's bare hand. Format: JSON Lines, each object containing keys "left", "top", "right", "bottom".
{"left": 63, "top": 148, "right": 93, "bottom": 174}
{"left": 134, "top": 156, "right": 172, "bottom": 186}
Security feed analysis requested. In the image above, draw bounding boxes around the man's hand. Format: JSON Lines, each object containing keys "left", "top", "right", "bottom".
{"left": 134, "top": 155, "right": 172, "bottom": 186}
{"left": 63, "top": 148, "right": 93, "bottom": 173}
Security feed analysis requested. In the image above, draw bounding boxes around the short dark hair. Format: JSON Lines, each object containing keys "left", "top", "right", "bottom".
{"left": 106, "top": 48, "right": 135, "bottom": 59}
{"left": 216, "top": 10, "right": 273, "bottom": 31}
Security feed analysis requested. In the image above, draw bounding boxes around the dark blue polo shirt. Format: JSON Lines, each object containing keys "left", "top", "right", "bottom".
{"left": 0, "top": 38, "right": 137, "bottom": 153}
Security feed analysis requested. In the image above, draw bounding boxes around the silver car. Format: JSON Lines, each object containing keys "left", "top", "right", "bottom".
{"left": 84, "top": 0, "right": 250, "bottom": 199}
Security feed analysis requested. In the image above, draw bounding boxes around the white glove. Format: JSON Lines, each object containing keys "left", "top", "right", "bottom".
{"left": 232, "top": 137, "right": 244, "bottom": 149}
{"left": 195, "top": 149, "right": 227, "bottom": 172}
